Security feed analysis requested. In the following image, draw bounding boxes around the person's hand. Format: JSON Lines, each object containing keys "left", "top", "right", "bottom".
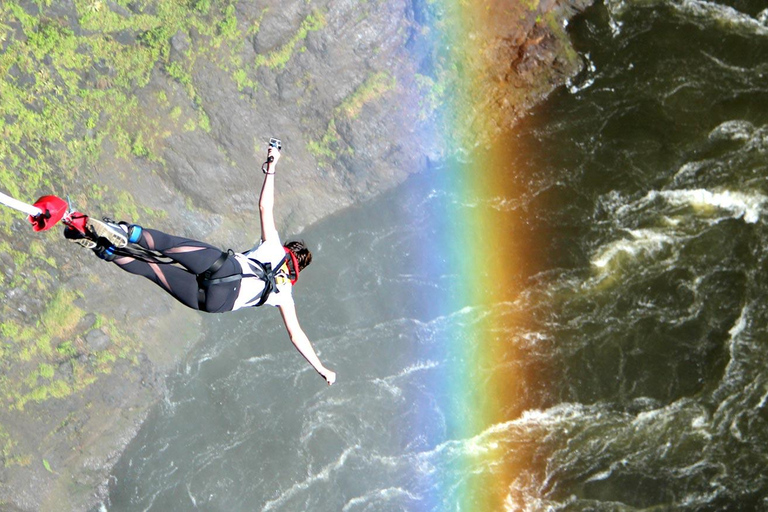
{"left": 267, "top": 146, "right": 281, "bottom": 165}
{"left": 321, "top": 368, "right": 336, "bottom": 386}
{"left": 263, "top": 146, "right": 281, "bottom": 174}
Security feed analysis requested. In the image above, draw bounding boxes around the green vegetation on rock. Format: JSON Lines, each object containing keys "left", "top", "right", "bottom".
{"left": 254, "top": 10, "right": 325, "bottom": 70}
{"left": 0, "top": 288, "right": 143, "bottom": 412}
{"left": 307, "top": 118, "right": 341, "bottom": 160}
{"left": 339, "top": 72, "right": 396, "bottom": 120}
{"left": 0, "top": 422, "right": 29, "bottom": 467}
{"left": 308, "top": 71, "right": 396, "bottom": 162}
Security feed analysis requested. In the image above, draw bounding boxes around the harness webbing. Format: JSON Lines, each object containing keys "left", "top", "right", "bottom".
{"left": 197, "top": 250, "right": 232, "bottom": 310}
{"left": 242, "top": 254, "right": 288, "bottom": 308}
{"left": 196, "top": 252, "right": 289, "bottom": 310}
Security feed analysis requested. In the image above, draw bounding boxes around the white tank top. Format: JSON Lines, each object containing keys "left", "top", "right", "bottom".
{"left": 231, "top": 237, "right": 294, "bottom": 310}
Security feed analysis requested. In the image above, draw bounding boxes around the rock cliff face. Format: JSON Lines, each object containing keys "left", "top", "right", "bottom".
{"left": 0, "top": 0, "right": 591, "bottom": 509}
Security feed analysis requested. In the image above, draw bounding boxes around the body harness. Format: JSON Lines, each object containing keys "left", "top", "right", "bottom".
{"left": 196, "top": 247, "right": 300, "bottom": 310}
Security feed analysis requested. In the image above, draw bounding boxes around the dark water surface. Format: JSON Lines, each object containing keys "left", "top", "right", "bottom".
{"left": 100, "top": 0, "right": 768, "bottom": 510}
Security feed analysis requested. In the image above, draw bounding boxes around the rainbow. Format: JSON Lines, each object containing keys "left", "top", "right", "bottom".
{"left": 411, "top": 1, "right": 548, "bottom": 509}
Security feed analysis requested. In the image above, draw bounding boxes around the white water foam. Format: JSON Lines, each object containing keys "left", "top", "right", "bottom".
{"left": 262, "top": 446, "right": 360, "bottom": 511}
{"left": 671, "top": 0, "right": 768, "bottom": 37}
{"left": 719, "top": 303, "right": 751, "bottom": 384}
{"left": 186, "top": 482, "right": 198, "bottom": 508}
{"left": 341, "top": 487, "right": 420, "bottom": 511}
{"left": 245, "top": 354, "right": 276, "bottom": 364}
{"left": 417, "top": 403, "right": 601, "bottom": 463}
{"left": 568, "top": 53, "right": 598, "bottom": 94}
{"left": 656, "top": 189, "right": 766, "bottom": 224}
{"left": 592, "top": 228, "right": 676, "bottom": 269}
{"left": 708, "top": 120, "right": 768, "bottom": 154}
{"left": 607, "top": 0, "right": 768, "bottom": 37}
{"left": 708, "top": 120, "right": 755, "bottom": 142}
{"left": 613, "top": 188, "right": 767, "bottom": 224}
{"left": 372, "top": 360, "right": 441, "bottom": 397}
{"left": 594, "top": 188, "right": 767, "bottom": 269}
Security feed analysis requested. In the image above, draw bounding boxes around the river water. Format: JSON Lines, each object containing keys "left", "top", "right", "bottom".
{"left": 99, "top": 0, "right": 768, "bottom": 510}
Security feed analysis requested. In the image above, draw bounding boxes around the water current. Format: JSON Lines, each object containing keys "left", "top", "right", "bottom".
{"left": 100, "top": 0, "right": 768, "bottom": 510}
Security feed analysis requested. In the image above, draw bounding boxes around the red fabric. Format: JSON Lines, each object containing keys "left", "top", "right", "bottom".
{"left": 28, "top": 195, "right": 68, "bottom": 232}
{"left": 62, "top": 211, "right": 88, "bottom": 234}
{"left": 283, "top": 247, "right": 300, "bottom": 285}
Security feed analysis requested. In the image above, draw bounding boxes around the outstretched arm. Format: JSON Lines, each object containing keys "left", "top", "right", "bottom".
{"left": 279, "top": 302, "right": 336, "bottom": 385}
{"left": 259, "top": 146, "right": 280, "bottom": 243}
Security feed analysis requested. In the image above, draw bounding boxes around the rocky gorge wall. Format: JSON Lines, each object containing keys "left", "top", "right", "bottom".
{"left": 0, "top": 0, "right": 591, "bottom": 509}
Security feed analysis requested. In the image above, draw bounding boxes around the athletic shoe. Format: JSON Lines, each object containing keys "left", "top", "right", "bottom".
{"left": 63, "top": 226, "right": 98, "bottom": 249}
{"left": 105, "top": 218, "right": 143, "bottom": 244}
{"left": 86, "top": 218, "right": 128, "bottom": 248}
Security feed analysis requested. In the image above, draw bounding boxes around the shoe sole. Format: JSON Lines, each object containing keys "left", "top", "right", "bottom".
{"left": 86, "top": 218, "right": 128, "bottom": 248}
{"left": 74, "top": 238, "right": 98, "bottom": 249}
{"left": 63, "top": 225, "right": 98, "bottom": 249}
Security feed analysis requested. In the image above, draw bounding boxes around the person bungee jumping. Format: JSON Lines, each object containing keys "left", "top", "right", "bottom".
{"left": 62, "top": 141, "right": 336, "bottom": 385}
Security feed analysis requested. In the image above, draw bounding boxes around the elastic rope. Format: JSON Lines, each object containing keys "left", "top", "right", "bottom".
{"left": 0, "top": 191, "right": 43, "bottom": 217}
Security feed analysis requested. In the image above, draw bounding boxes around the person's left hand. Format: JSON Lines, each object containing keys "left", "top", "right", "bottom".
{"left": 322, "top": 368, "right": 336, "bottom": 386}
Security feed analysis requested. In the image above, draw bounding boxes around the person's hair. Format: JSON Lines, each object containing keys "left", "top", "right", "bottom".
{"left": 284, "top": 240, "right": 312, "bottom": 271}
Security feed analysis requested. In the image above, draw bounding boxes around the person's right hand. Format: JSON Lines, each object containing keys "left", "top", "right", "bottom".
{"left": 267, "top": 146, "right": 281, "bottom": 165}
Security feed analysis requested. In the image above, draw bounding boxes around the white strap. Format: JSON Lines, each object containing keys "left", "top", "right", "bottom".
{"left": 0, "top": 191, "right": 42, "bottom": 217}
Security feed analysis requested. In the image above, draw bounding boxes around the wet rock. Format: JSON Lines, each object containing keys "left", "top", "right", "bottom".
{"left": 7, "top": 287, "right": 23, "bottom": 301}
{"left": 57, "top": 360, "right": 74, "bottom": 382}
{"left": 113, "top": 30, "right": 136, "bottom": 45}
{"left": 8, "top": 63, "right": 36, "bottom": 88}
{"left": 85, "top": 329, "right": 111, "bottom": 352}
{"left": 46, "top": 0, "right": 78, "bottom": 20}
{"left": 78, "top": 313, "right": 98, "bottom": 332}
{"left": 170, "top": 30, "right": 190, "bottom": 56}
{"left": 106, "top": 0, "right": 131, "bottom": 17}
{"left": 161, "top": 133, "right": 236, "bottom": 214}
{"left": 1, "top": 253, "right": 14, "bottom": 280}
{"left": 73, "top": 296, "right": 87, "bottom": 309}
{"left": 252, "top": 6, "right": 305, "bottom": 54}
{"left": 46, "top": 266, "right": 59, "bottom": 281}
{"left": 305, "top": 30, "right": 326, "bottom": 54}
